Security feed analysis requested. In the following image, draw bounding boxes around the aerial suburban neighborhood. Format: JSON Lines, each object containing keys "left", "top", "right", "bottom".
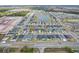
{"left": 0, "top": 5, "right": 79, "bottom": 53}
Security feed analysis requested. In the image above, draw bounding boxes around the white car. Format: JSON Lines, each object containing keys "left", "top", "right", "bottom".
{"left": 10, "top": 39, "right": 16, "bottom": 41}
{"left": 1, "top": 41, "right": 6, "bottom": 44}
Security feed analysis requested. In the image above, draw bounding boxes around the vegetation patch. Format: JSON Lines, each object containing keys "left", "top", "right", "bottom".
{"left": 0, "top": 34, "right": 5, "bottom": 41}
{"left": 7, "top": 11, "right": 29, "bottom": 16}
{"left": 44, "top": 47, "right": 75, "bottom": 53}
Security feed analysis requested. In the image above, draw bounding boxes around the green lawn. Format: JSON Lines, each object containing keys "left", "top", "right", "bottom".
{"left": 0, "top": 34, "right": 5, "bottom": 41}
{"left": 7, "top": 11, "right": 29, "bottom": 16}
{"left": 20, "top": 46, "right": 34, "bottom": 53}
{"left": 0, "top": 11, "right": 29, "bottom": 17}
{"left": 0, "top": 47, "right": 3, "bottom": 53}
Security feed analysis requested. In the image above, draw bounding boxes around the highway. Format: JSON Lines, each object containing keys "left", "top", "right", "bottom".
{"left": 0, "top": 41, "right": 79, "bottom": 52}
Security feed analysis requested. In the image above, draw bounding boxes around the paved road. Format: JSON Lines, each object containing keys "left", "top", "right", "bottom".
{"left": 23, "top": 11, "right": 34, "bottom": 25}
{"left": 0, "top": 41, "right": 79, "bottom": 53}
{"left": 0, "top": 41, "right": 79, "bottom": 48}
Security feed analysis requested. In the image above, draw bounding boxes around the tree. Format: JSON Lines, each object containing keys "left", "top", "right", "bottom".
{"left": 64, "top": 46, "right": 74, "bottom": 53}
